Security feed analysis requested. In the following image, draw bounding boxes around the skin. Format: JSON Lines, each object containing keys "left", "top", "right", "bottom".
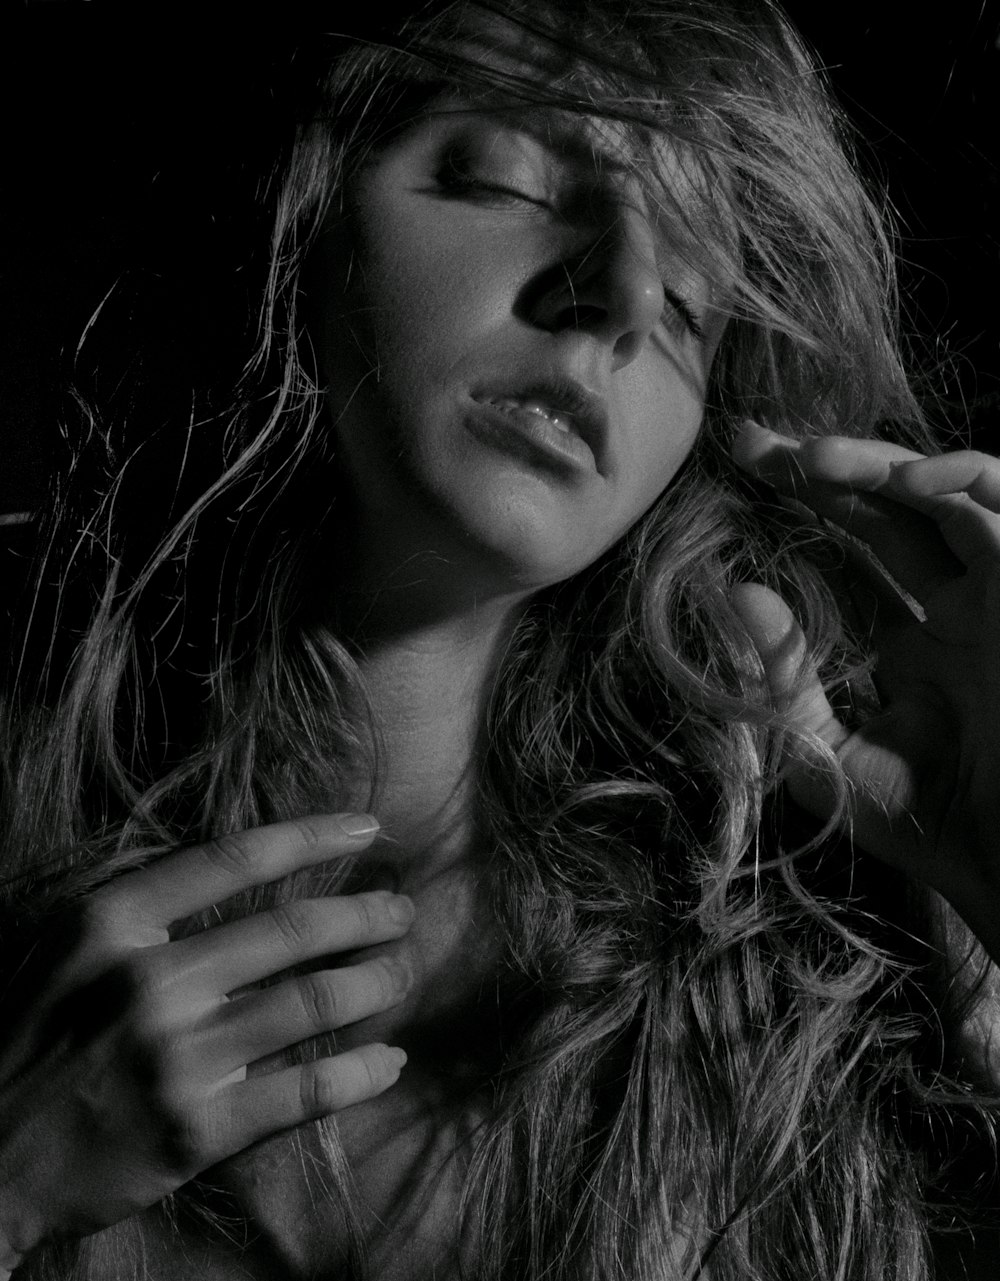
{"left": 2, "top": 95, "right": 1000, "bottom": 1277}
{"left": 306, "top": 103, "right": 725, "bottom": 893}
{"left": 309, "top": 101, "right": 723, "bottom": 618}
{"left": 0, "top": 815, "right": 414, "bottom": 1271}
{"left": 732, "top": 425, "right": 1000, "bottom": 965}
{"left": 0, "top": 100, "right": 723, "bottom": 1277}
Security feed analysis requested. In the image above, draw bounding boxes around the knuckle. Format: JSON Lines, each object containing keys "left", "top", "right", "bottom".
{"left": 100, "top": 961, "right": 190, "bottom": 1068}
{"left": 68, "top": 893, "right": 128, "bottom": 951}
{"left": 299, "top": 1062, "right": 339, "bottom": 1116}
{"left": 350, "top": 893, "right": 379, "bottom": 936}
{"left": 270, "top": 900, "right": 319, "bottom": 954}
{"left": 126, "top": 1016, "right": 188, "bottom": 1086}
{"left": 299, "top": 973, "right": 342, "bottom": 1029}
{"left": 201, "top": 832, "right": 256, "bottom": 878}
{"left": 105, "top": 951, "right": 170, "bottom": 1017}
{"left": 154, "top": 1096, "right": 215, "bottom": 1172}
{"left": 286, "top": 817, "right": 329, "bottom": 853}
{"left": 361, "top": 1050, "right": 382, "bottom": 1092}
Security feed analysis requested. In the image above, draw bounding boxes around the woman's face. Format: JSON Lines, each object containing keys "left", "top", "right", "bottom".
{"left": 309, "top": 98, "right": 725, "bottom": 604}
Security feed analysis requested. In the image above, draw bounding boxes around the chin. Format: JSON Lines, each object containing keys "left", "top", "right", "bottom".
{"left": 457, "top": 516, "right": 612, "bottom": 596}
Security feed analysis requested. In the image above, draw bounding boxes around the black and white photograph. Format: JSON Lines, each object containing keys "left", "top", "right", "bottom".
{"left": 1, "top": 3, "right": 999, "bottom": 1278}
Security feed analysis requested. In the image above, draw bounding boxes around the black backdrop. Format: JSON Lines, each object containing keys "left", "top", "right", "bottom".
{"left": 2, "top": 3, "right": 998, "bottom": 513}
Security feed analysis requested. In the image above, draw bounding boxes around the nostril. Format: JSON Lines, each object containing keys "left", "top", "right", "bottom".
{"left": 611, "top": 330, "right": 643, "bottom": 371}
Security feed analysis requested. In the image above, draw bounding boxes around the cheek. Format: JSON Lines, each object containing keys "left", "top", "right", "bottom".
{"left": 330, "top": 190, "right": 538, "bottom": 385}
{"left": 616, "top": 364, "right": 707, "bottom": 513}
{"left": 315, "top": 274, "right": 459, "bottom": 416}
{"left": 623, "top": 436, "right": 698, "bottom": 537}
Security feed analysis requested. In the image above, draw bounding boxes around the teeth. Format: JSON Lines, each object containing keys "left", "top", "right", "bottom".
{"left": 489, "top": 397, "right": 573, "bottom": 433}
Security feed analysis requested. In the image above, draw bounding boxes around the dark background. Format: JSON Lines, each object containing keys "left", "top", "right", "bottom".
{"left": 2, "top": 3, "right": 998, "bottom": 514}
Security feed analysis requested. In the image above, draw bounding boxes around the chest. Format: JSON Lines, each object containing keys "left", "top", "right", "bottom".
{"left": 135, "top": 867, "right": 495, "bottom": 1280}
{"left": 132, "top": 1080, "right": 478, "bottom": 1281}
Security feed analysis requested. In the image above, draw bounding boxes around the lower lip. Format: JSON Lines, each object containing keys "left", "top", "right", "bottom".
{"left": 466, "top": 398, "right": 596, "bottom": 472}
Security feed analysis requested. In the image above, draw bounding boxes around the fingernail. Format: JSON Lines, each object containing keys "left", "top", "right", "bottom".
{"left": 733, "top": 420, "right": 797, "bottom": 473}
{"left": 383, "top": 954, "right": 414, "bottom": 993}
{"left": 337, "top": 813, "right": 381, "bottom": 838}
{"left": 743, "top": 420, "right": 799, "bottom": 448}
{"left": 385, "top": 1046, "right": 408, "bottom": 1072}
{"left": 386, "top": 893, "right": 415, "bottom": 926}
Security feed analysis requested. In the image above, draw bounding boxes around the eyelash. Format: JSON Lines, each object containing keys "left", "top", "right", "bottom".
{"left": 663, "top": 287, "right": 705, "bottom": 341}
{"left": 438, "top": 171, "right": 549, "bottom": 209}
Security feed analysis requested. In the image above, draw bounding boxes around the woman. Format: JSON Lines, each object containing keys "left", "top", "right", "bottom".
{"left": 1, "top": 1, "right": 999, "bottom": 1277}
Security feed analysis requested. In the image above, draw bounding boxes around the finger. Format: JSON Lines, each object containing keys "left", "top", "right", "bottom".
{"left": 734, "top": 422, "right": 961, "bottom": 597}
{"left": 210, "top": 1043, "right": 407, "bottom": 1154}
{"left": 168, "top": 892, "right": 414, "bottom": 993}
{"left": 210, "top": 956, "right": 413, "bottom": 1071}
{"left": 737, "top": 423, "right": 1000, "bottom": 567}
{"left": 736, "top": 562, "right": 940, "bottom": 726}
{"left": 733, "top": 419, "right": 925, "bottom": 485}
{"left": 97, "top": 815, "right": 381, "bottom": 930}
{"left": 885, "top": 452, "right": 1000, "bottom": 564}
{"left": 729, "top": 583, "right": 930, "bottom": 839}
{"left": 887, "top": 450, "right": 1000, "bottom": 513}
{"left": 729, "top": 582, "right": 848, "bottom": 750}
{"left": 794, "top": 441, "right": 1000, "bottom": 576}
{"left": 731, "top": 583, "right": 855, "bottom": 828}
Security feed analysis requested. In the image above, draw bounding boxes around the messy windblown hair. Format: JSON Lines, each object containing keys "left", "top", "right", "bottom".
{"left": 2, "top": 2, "right": 996, "bottom": 1278}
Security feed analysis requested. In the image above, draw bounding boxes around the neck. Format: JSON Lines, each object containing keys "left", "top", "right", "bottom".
{"left": 344, "top": 586, "right": 527, "bottom": 882}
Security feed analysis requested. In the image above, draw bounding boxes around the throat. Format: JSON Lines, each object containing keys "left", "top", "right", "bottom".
{"left": 143, "top": 1059, "right": 488, "bottom": 1281}
{"left": 349, "top": 615, "right": 513, "bottom": 884}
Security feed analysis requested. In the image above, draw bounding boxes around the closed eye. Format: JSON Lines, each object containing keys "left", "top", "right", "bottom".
{"left": 663, "top": 285, "right": 705, "bottom": 341}
{"left": 437, "top": 172, "right": 551, "bottom": 211}
{"left": 434, "top": 130, "right": 554, "bottom": 211}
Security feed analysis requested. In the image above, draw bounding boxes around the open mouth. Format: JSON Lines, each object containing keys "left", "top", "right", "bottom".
{"left": 469, "top": 378, "right": 608, "bottom": 471}
{"left": 480, "top": 396, "right": 576, "bottom": 434}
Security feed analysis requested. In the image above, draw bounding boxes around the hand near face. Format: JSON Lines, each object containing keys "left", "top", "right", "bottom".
{"left": 733, "top": 422, "right": 1000, "bottom": 960}
{"left": 0, "top": 815, "right": 413, "bottom": 1270}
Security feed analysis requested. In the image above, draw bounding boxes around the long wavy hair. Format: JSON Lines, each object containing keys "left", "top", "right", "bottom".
{"left": 3, "top": 2, "right": 997, "bottom": 1278}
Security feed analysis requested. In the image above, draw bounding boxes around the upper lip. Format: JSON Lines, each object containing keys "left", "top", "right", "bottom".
{"left": 470, "top": 376, "right": 609, "bottom": 469}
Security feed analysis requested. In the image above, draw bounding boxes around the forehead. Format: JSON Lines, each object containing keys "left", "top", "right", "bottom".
{"left": 437, "top": 4, "right": 658, "bottom": 99}
{"left": 356, "top": 8, "right": 740, "bottom": 279}
{"left": 415, "top": 10, "right": 721, "bottom": 201}
{"left": 428, "top": 15, "right": 664, "bottom": 168}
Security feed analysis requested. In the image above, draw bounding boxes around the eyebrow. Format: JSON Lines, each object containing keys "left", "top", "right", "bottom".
{"left": 514, "top": 114, "right": 636, "bottom": 178}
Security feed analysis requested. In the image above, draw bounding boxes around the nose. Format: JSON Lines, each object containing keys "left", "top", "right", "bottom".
{"left": 526, "top": 207, "right": 666, "bottom": 371}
